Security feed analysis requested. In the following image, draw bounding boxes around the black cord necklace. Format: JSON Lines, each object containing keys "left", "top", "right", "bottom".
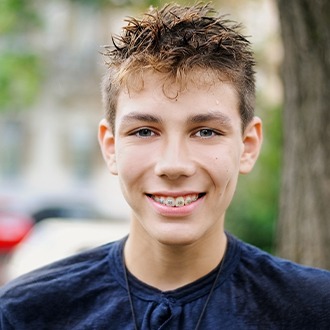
{"left": 122, "top": 247, "right": 227, "bottom": 330}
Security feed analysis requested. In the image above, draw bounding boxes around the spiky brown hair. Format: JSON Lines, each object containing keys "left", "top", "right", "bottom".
{"left": 102, "top": 2, "right": 256, "bottom": 132}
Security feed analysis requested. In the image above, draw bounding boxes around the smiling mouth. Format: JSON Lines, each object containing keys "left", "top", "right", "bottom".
{"left": 147, "top": 193, "right": 205, "bottom": 207}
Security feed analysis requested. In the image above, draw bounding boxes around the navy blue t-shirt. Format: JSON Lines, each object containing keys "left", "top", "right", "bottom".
{"left": 0, "top": 234, "right": 329, "bottom": 329}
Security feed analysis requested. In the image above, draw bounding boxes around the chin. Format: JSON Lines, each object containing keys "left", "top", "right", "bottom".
{"left": 153, "top": 227, "right": 202, "bottom": 247}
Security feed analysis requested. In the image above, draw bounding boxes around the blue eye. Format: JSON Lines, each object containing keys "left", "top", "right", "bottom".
{"left": 135, "top": 128, "right": 155, "bottom": 137}
{"left": 195, "top": 129, "right": 217, "bottom": 138}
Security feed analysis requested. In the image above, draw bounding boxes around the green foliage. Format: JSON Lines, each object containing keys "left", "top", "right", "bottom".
{"left": 0, "top": 0, "right": 40, "bottom": 34}
{"left": 0, "top": 0, "right": 42, "bottom": 111}
{"left": 68, "top": 0, "right": 185, "bottom": 9}
{"left": 226, "top": 104, "right": 283, "bottom": 252}
{"left": 0, "top": 53, "right": 41, "bottom": 110}
{"left": 69, "top": 0, "right": 132, "bottom": 8}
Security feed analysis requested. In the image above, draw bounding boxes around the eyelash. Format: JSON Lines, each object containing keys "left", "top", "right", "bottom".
{"left": 132, "top": 128, "right": 157, "bottom": 138}
{"left": 193, "top": 128, "right": 221, "bottom": 138}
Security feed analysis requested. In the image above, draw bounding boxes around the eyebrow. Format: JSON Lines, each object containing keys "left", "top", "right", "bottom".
{"left": 119, "top": 110, "right": 232, "bottom": 129}
{"left": 188, "top": 111, "right": 233, "bottom": 128}
{"left": 119, "top": 112, "right": 163, "bottom": 126}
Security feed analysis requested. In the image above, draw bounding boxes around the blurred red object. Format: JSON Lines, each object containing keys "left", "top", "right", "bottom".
{"left": 0, "top": 212, "right": 34, "bottom": 252}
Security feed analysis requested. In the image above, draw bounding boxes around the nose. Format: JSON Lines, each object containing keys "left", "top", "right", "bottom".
{"left": 154, "top": 137, "right": 196, "bottom": 180}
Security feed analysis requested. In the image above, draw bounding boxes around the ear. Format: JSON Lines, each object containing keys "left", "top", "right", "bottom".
{"left": 98, "top": 118, "right": 118, "bottom": 175}
{"left": 239, "top": 117, "right": 263, "bottom": 174}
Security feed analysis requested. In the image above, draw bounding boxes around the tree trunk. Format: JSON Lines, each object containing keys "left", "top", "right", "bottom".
{"left": 276, "top": 0, "right": 330, "bottom": 269}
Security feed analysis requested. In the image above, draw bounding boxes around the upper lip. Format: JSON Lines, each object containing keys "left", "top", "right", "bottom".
{"left": 146, "top": 191, "right": 205, "bottom": 197}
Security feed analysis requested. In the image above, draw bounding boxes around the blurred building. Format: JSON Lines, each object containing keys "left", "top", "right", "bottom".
{"left": 0, "top": 0, "right": 132, "bottom": 219}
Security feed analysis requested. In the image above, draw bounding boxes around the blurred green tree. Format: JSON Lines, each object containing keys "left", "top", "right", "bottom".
{"left": 0, "top": 0, "right": 42, "bottom": 111}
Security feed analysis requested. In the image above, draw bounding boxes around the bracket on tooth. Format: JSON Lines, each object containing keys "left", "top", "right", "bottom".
{"left": 165, "top": 197, "right": 175, "bottom": 206}
{"left": 175, "top": 197, "right": 185, "bottom": 207}
{"left": 152, "top": 194, "right": 199, "bottom": 207}
{"left": 163, "top": 196, "right": 198, "bottom": 207}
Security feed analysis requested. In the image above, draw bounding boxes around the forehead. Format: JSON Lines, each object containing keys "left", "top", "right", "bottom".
{"left": 119, "top": 69, "right": 238, "bottom": 105}
{"left": 121, "top": 68, "right": 234, "bottom": 97}
{"left": 115, "top": 70, "right": 241, "bottom": 130}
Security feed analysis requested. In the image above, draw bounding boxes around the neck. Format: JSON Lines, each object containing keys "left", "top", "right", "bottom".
{"left": 124, "top": 223, "right": 227, "bottom": 291}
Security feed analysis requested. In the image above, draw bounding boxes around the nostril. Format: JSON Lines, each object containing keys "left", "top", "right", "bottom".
{"left": 154, "top": 158, "right": 196, "bottom": 179}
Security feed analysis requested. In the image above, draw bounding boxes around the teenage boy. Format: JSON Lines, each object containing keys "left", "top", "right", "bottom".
{"left": 1, "top": 3, "right": 329, "bottom": 329}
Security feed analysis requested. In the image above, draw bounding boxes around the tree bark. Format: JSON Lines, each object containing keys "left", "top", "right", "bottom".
{"left": 276, "top": 0, "right": 330, "bottom": 269}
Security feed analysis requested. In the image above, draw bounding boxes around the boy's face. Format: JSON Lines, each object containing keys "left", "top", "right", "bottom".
{"left": 99, "top": 71, "right": 262, "bottom": 246}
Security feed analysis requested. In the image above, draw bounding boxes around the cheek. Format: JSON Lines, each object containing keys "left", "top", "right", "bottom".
{"left": 116, "top": 150, "right": 144, "bottom": 209}
{"left": 116, "top": 146, "right": 151, "bottom": 184}
{"left": 209, "top": 154, "right": 240, "bottom": 189}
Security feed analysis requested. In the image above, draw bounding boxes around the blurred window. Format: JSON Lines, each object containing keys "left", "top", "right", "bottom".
{"left": 69, "top": 125, "right": 94, "bottom": 182}
{"left": 0, "top": 119, "right": 24, "bottom": 181}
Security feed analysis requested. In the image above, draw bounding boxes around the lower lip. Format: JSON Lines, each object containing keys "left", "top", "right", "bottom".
{"left": 146, "top": 195, "right": 204, "bottom": 217}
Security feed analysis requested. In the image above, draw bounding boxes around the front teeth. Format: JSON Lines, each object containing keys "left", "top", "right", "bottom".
{"left": 175, "top": 197, "right": 185, "bottom": 207}
{"left": 165, "top": 197, "right": 175, "bottom": 207}
{"left": 152, "top": 195, "right": 199, "bottom": 207}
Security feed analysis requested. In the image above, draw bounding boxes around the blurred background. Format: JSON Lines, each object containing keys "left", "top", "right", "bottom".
{"left": 0, "top": 0, "right": 288, "bottom": 285}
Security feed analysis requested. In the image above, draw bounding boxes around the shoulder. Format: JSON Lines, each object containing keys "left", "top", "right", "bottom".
{"left": 222, "top": 235, "right": 330, "bottom": 328}
{"left": 239, "top": 238, "right": 330, "bottom": 281}
{"left": 0, "top": 239, "right": 127, "bottom": 328}
{"left": 234, "top": 236, "right": 330, "bottom": 304}
{"left": 0, "top": 239, "right": 122, "bottom": 302}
